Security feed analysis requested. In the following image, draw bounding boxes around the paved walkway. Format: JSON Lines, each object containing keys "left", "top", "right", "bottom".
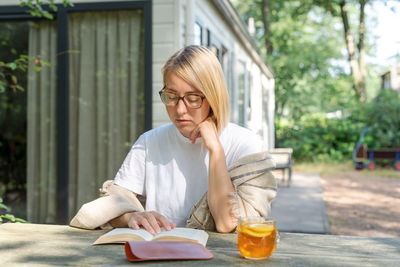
{"left": 270, "top": 172, "right": 330, "bottom": 234}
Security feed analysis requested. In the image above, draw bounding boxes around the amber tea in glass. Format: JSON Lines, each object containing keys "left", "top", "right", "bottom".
{"left": 237, "top": 217, "right": 277, "bottom": 259}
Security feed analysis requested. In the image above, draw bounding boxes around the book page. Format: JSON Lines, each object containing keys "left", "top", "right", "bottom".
{"left": 93, "top": 227, "right": 209, "bottom": 246}
{"left": 106, "top": 228, "right": 154, "bottom": 240}
{"left": 93, "top": 228, "right": 153, "bottom": 245}
{"left": 153, "top": 228, "right": 209, "bottom": 246}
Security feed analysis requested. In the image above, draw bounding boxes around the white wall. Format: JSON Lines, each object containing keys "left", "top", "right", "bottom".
{"left": 152, "top": 0, "right": 181, "bottom": 128}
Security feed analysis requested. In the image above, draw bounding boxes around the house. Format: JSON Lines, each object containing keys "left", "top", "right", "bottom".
{"left": 381, "top": 62, "right": 400, "bottom": 91}
{"left": 0, "top": 0, "right": 275, "bottom": 224}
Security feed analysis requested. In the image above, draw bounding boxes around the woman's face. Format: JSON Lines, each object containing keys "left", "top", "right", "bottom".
{"left": 164, "top": 72, "right": 211, "bottom": 138}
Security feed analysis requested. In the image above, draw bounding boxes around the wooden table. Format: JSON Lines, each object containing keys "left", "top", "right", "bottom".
{"left": 1, "top": 223, "right": 400, "bottom": 266}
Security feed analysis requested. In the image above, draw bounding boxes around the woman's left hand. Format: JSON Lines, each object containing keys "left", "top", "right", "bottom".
{"left": 189, "top": 116, "right": 221, "bottom": 151}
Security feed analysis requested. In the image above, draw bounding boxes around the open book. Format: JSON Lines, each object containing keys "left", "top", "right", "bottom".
{"left": 93, "top": 227, "right": 209, "bottom": 246}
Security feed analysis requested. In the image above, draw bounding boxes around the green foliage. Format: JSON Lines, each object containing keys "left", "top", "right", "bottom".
{"left": 1, "top": 55, "right": 27, "bottom": 93}
{"left": 276, "top": 114, "right": 364, "bottom": 162}
{"left": 0, "top": 56, "right": 51, "bottom": 93}
{"left": 19, "top": 0, "right": 74, "bottom": 19}
{"left": 276, "top": 90, "right": 400, "bottom": 162}
{"left": 232, "top": 0, "right": 357, "bottom": 119}
{"left": 0, "top": 197, "right": 27, "bottom": 223}
{"left": 2, "top": 0, "right": 72, "bottom": 91}
{"left": 1, "top": 0, "right": 66, "bottom": 92}
{"left": 351, "top": 90, "right": 400, "bottom": 149}
{"left": 0, "top": 19, "right": 52, "bottom": 94}
{"left": 232, "top": 0, "right": 398, "bottom": 163}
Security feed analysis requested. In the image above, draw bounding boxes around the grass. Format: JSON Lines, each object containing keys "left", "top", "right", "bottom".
{"left": 293, "top": 161, "right": 353, "bottom": 175}
{"left": 293, "top": 160, "right": 400, "bottom": 178}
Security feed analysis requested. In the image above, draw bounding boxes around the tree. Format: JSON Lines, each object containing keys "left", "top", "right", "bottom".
{"left": 232, "top": 0, "right": 355, "bottom": 119}
{"left": 340, "top": 0, "right": 368, "bottom": 102}
{"left": 307, "top": 0, "right": 368, "bottom": 102}
{"left": 261, "top": 0, "right": 273, "bottom": 55}
{"left": 232, "top": 0, "right": 387, "bottom": 108}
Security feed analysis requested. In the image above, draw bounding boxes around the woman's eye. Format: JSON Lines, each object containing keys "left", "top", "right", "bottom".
{"left": 186, "top": 95, "right": 201, "bottom": 102}
{"left": 166, "top": 93, "right": 178, "bottom": 100}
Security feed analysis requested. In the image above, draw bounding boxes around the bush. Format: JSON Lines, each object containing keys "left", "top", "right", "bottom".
{"left": 351, "top": 90, "right": 400, "bottom": 149}
{"left": 276, "top": 90, "right": 400, "bottom": 162}
{"left": 276, "top": 114, "right": 364, "bottom": 162}
{"left": 0, "top": 197, "right": 26, "bottom": 223}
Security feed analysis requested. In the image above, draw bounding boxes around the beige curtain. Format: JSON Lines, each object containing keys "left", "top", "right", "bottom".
{"left": 68, "top": 10, "right": 144, "bottom": 219}
{"left": 27, "top": 10, "right": 144, "bottom": 223}
{"left": 27, "top": 21, "right": 58, "bottom": 223}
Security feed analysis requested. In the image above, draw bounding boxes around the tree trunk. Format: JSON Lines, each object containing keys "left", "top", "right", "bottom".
{"left": 339, "top": 0, "right": 367, "bottom": 102}
{"left": 358, "top": 0, "right": 367, "bottom": 101}
{"left": 262, "top": 0, "right": 273, "bottom": 55}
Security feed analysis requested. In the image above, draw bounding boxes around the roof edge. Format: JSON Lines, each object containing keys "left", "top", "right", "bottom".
{"left": 211, "top": 0, "right": 274, "bottom": 79}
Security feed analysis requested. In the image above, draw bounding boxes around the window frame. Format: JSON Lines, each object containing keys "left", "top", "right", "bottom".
{"left": 236, "top": 60, "right": 247, "bottom": 127}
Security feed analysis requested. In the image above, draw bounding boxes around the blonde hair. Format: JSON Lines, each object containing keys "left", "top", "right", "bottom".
{"left": 162, "top": 45, "right": 230, "bottom": 132}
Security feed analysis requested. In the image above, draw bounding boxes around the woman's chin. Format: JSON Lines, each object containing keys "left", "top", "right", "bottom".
{"left": 175, "top": 125, "right": 193, "bottom": 139}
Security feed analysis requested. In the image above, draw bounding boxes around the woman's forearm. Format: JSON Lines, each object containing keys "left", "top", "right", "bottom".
{"left": 207, "top": 146, "right": 237, "bottom": 233}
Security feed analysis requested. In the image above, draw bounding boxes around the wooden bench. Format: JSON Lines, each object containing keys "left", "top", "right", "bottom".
{"left": 269, "top": 148, "right": 293, "bottom": 186}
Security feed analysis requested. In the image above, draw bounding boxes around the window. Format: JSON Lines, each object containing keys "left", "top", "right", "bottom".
{"left": 221, "top": 46, "right": 229, "bottom": 74}
{"left": 194, "top": 22, "right": 202, "bottom": 45}
{"left": 204, "top": 30, "right": 233, "bottom": 120}
{"left": 221, "top": 47, "right": 233, "bottom": 116}
{"left": 237, "top": 61, "right": 246, "bottom": 126}
{"left": 207, "top": 32, "right": 219, "bottom": 59}
{"left": 68, "top": 9, "right": 146, "bottom": 219}
{"left": 0, "top": 1, "right": 152, "bottom": 224}
{"left": 207, "top": 29, "right": 223, "bottom": 61}
{"left": 247, "top": 72, "right": 252, "bottom": 123}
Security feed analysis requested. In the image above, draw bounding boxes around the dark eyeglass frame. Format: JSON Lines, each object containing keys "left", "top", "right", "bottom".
{"left": 159, "top": 86, "right": 206, "bottom": 109}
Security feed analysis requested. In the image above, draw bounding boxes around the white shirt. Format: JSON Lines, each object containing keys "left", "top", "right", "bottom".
{"left": 114, "top": 122, "right": 263, "bottom": 226}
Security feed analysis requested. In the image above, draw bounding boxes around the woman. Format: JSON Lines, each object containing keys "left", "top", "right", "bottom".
{"left": 97, "top": 46, "right": 273, "bottom": 234}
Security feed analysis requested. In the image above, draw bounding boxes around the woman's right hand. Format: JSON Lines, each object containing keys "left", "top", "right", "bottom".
{"left": 124, "top": 211, "right": 176, "bottom": 235}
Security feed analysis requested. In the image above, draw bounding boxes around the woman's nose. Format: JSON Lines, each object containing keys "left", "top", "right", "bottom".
{"left": 175, "top": 98, "right": 188, "bottom": 114}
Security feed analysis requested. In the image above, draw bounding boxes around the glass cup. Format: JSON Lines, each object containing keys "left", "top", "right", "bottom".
{"left": 237, "top": 216, "right": 277, "bottom": 260}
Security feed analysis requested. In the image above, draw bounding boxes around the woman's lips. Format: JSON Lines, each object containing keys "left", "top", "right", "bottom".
{"left": 176, "top": 119, "right": 191, "bottom": 124}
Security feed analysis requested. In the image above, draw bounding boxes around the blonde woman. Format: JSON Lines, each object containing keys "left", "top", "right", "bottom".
{"left": 101, "top": 46, "right": 275, "bottom": 234}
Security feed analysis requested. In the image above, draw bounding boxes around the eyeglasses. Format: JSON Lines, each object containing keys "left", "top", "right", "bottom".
{"left": 159, "top": 87, "right": 206, "bottom": 109}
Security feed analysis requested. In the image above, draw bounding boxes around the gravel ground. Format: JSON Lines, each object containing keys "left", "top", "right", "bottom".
{"left": 321, "top": 170, "right": 400, "bottom": 238}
